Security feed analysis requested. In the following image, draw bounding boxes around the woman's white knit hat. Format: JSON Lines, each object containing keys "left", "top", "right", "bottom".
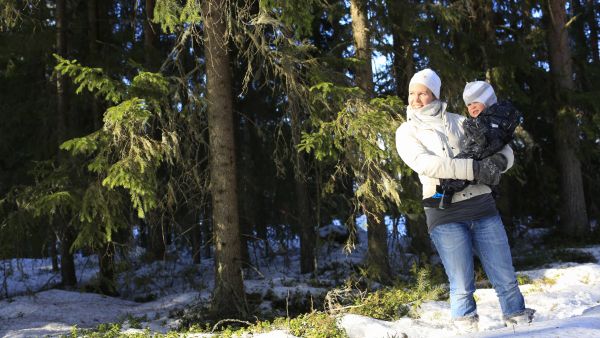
{"left": 463, "top": 81, "right": 497, "bottom": 107}
{"left": 409, "top": 68, "right": 441, "bottom": 99}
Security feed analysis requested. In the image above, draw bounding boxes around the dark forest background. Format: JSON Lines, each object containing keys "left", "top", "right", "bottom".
{"left": 0, "top": 0, "right": 599, "bottom": 318}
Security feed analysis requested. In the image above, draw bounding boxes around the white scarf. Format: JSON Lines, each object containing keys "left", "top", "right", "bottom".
{"left": 406, "top": 100, "right": 445, "bottom": 132}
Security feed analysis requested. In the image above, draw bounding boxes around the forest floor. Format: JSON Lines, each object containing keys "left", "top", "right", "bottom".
{"left": 1, "top": 225, "right": 600, "bottom": 337}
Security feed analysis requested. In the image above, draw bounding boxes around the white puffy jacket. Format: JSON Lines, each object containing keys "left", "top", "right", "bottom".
{"left": 395, "top": 102, "right": 514, "bottom": 203}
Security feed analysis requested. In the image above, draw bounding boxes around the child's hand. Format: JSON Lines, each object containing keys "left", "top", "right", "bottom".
{"left": 487, "top": 153, "right": 507, "bottom": 171}
{"left": 473, "top": 157, "right": 502, "bottom": 185}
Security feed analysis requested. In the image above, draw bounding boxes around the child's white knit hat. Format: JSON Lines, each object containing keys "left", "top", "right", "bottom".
{"left": 409, "top": 69, "right": 441, "bottom": 99}
{"left": 463, "top": 81, "right": 497, "bottom": 107}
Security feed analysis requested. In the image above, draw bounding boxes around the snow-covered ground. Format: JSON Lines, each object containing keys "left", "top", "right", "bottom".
{"left": 2, "top": 227, "right": 600, "bottom": 337}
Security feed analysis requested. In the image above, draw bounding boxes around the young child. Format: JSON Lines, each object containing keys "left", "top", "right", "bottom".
{"left": 437, "top": 81, "right": 522, "bottom": 209}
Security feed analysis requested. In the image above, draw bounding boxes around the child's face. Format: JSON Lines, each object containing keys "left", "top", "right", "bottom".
{"left": 467, "top": 102, "right": 486, "bottom": 118}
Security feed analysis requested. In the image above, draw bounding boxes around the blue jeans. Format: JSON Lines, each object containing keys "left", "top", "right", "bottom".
{"left": 430, "top": 215, "right": 525, "bottom": 319}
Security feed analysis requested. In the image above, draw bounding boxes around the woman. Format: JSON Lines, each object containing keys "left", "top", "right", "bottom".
{"left": 395, "top": 69, "right": 533, "bottom": 332}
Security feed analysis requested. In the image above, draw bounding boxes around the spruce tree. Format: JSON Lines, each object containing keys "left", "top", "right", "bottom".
{"left": 543, "top": 0, "right": 590, "bottom": 238}
{"left": 202, "top": 0, "right": 247, "bottom": 317}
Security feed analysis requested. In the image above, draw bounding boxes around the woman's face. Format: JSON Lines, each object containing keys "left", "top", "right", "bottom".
{"left": 408, "top": 83, "right": 435, "bottom": 109}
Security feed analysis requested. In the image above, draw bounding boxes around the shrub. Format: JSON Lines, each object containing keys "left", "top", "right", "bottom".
{"left": 326, "top": 265, "right": 447, "bottom": 321}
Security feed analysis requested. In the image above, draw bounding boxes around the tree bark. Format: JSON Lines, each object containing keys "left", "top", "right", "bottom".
{"left": 87, "top": 0, "right": 102, "bottom": 130}
{"left": 234, "top": 110, "right": 251, "bottom": 268}
{"left": 386, "top": 1, "right": 431, "bottom": 258}
{"left": 202, "top": 0, "right": 246, "bottom": 317}
{"left": 402, "top": 173, "right": 432, "bottom": 256}
{"left": 59, "top": 227, "right": 77, "bottom": 288}
{"left": 146, "top": 213, "right": 166, "bottom": 260}
{"left": 98, "top": 242, "right": 118, "bottom": 296}
{"left": 291, "top": 104, "right": 316, "bottom": 274}
{"left": 387, "top": 0, "right": 414, "bottom": 97}
{"left": 192, "top": 221, "right": 202, "bottom": 264}
{"left": 392, "top": 29, "right": 413, "bottom": 98}
{"left": 350, "top": 0, "right": 374, "bottom": 95}
{"left": 56, "top": 0, "right": 67, "bottom": 144}
{"left": 202, "top": 205, "right": 213, "bottom": 259}
{"left": 50, "top": 236, "right": 59, "bottom": 272}
{"left": 480, "top": 0, "right": 496, "bottom": 73}
{"left": 572, "top": 0, "right": 591, "bottom": 89}
{"left": 87, "top": 0, "right": 98, "bottom": 60}
{"left": 544, "top": 0, "right": 589, "bottom": 238}
{"left": 55, "top": 0, "right": 77, "bottom": 288}
{"left": 350, "top": 0, "right": 391, "bottom": 282}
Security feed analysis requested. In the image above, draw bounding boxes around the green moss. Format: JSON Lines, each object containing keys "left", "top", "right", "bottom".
{"left": 285, "top": 312, "right": 347, "bottom": 338}
{"left": 516, "top": 274, "right": 533, "bottom": 285}
{"left": 66, "top": 323, "right": 180, "bottom": 338}
{"left": 214, "top": 312, "right": 347, "bottom": 338}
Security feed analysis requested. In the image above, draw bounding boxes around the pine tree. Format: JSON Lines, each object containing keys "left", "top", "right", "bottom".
{"left": 55, "top": 0, "right": 77, "bottom": 288}
{"left": 292, "top": 102, "right": 317, "bottom": 275}
{"left": 543, "top": 0, "right": 590, "bottom": 238}
{"left": 384, "top": 0, "right": 432, "bottom": 256}
{"left": 350, "top": 0, "right": 391, "bottom": 282}
{"left": 202, "top": 0, "right": 247, "bottom": 317}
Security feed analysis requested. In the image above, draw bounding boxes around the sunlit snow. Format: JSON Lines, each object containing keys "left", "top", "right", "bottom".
{"left": 2, "top": 226, "right": 600, "bottom": 337}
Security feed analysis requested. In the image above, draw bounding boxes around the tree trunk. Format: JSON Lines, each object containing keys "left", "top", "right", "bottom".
{"left": 291, "top": 105, "right": 316, "bottom": 274}
{"left": 87, "top": 0, "right": 102, "bottom": 130}
{"left": 496, "top": 176, "right": 516, "bottom": 242}
{"left": 50, "top": 236, "right": 59, "bottom": 272}
{"left": 146, "top": 213, "right": 166, "bottom": 260}
{"left": 55, "top": 0, "right": 77, "bottom": 288}
{"left": 350, "top": 0, "right": 391, "bottom": 282}
{"left": 235, "top": 110, "right": 251, "bottom": 268}
{"left": 87, "top": 0, "right": 98, "bottom": 58}
{"left": 572, "top": 0, "right": 591, "bottom": 89}
{"left": 202, "top": 0, "right": 246, "bottom": 317}
{"left": 480, "top": 0, "right": 496, "bottom": 73}
{"left": 366, "top": 211, "right": 391, "bottom": 281}
{"left": 554, "top": 108, "right": 588, "bottom": 237}
{"left": 202, "top": 204, "right": 213, "bottom": 259}
{"left": 59, "top": 227, "right": 77, "bottom": 288}
{"left": 544, "top": 0, "right": 589, "bottom": 238}
{"left": 296, "top": 176, "right": 315, "bottom": 274}
{"left": 239, "top": 223, "right": 251, "bottom": 268}
{"left": 392, "top": 29, "right": 413, "bottom": 98}
{"left": 255, "top": 215, "right": 270, "bottom": 258}
{"left": 192, "top": 220, "right": 202, "bottom": 264}
{"left": 98, "top": 242, "right": 118, "bottom": 296}
{"left": 387, "top": 1, "right": 430, "bottom": 258}
{"left": 56, "top": 0, "right": 67, "bottom": 144}
{"left": 141, "top": 0, "right": 166, "bottom": 262}
{"left": 387, "top": 0, "right": 414, "bottom": 97}
{"left": 403, "top": 173, "right": 432, "bottom": 257}
{"left": 175, "top": 208, "right": 200, "bottom": 264}
{"left": 350, "top": 0, "right": 374, "bottom": 95}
